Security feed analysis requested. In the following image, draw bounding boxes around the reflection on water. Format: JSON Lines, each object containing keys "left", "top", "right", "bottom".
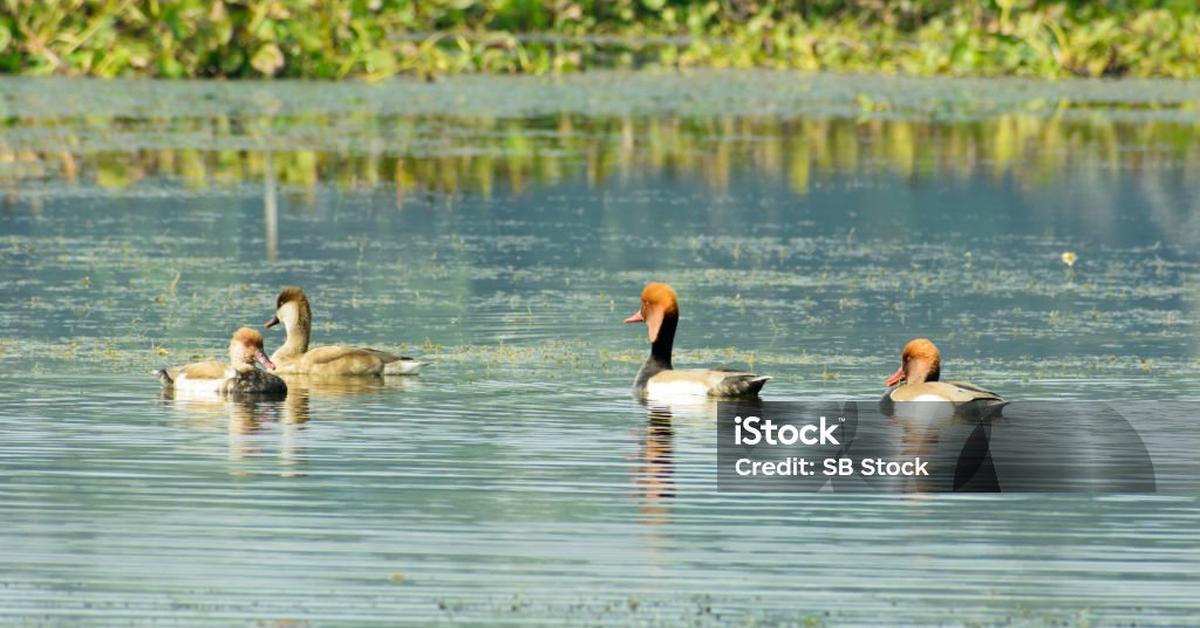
{"left": 157, "top": 376, "right": 421, "bottom": 480}
{"left": 5, "top": 114, "right": 1199, "bottom": 206}
{"left": 0, "top": 76, "right": 1199, "bottom": 623}
{"left": 889, "top": 403, "right": 976, "bottom": 494}
{"left": 263, "top": 150, "right": 278, "bottom": 261}
{"left": 160, "top": 393, "right": 306, "bottom": 477}
{"left": 635, "top": 406, "right": 676, "bottom": 526}
{"left": 157, "top": 375, "right": 421, "bottom": 479}
{"left": 282, "top": 372, "right": 422, "bottom": 397}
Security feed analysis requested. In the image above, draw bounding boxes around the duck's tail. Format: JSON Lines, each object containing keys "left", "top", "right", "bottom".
{"left": 717, "top": 374, "right": 771, "bottom": 398}
{"left": 383, "top": 357, "right": 425, "bottom": 376}
{"left": 153, "top": 368, "right": 174, "bottom": 387}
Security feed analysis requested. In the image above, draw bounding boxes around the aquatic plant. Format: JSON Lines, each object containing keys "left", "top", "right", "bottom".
{"left": 1, "top": 1, "right": 1198, "bottom": 79}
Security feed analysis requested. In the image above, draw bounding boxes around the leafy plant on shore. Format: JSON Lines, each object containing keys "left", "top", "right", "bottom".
{"left": 0, "top": 1, "right": 1198, "bottom": 78}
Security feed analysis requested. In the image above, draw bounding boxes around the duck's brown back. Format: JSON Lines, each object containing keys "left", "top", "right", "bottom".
{"left": 169, "top": 360, "right": 228, "bottom": 381}
{"left": 273, "top": 345, "right": 387, "bottom": 376}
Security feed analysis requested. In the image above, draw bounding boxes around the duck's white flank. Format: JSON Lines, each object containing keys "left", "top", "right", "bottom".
{"left": 644, "top": 378, "right": 711, "bottom": 401}
{"left": 172, "top": 368, "right": 235, "bottom": 396}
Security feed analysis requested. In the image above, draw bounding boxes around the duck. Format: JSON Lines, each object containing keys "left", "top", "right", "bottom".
{"left": 265, "top": 286, "right": 424, "bottom": 376}
{"left": 156, "top": 327, "right": 287, "bottom": 397}
{"left": 882, "top": 338, "right": 1004, "bottom": 416}
{"left": 624, "top": 282, "right": 769, "bottom": 401}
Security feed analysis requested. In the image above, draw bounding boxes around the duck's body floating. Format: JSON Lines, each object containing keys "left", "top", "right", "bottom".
{"left": 626, "top": 282, "right": 769, "bottom": 401}
{"left": 883, "top": 338, "right": 1003, "bottom": 415}
{"left": 156, "top": 327, "right": 287, "bottom": 397}
{"left": 265, "top": 287, "right": 424, "bottom": 376}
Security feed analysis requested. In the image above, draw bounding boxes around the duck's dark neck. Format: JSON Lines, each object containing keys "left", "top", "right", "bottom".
{"left": 648, "top": 312, "right": 677, "bottom": 369}
{"left": 633, "top": 312, "right": 678, "bottom": 397}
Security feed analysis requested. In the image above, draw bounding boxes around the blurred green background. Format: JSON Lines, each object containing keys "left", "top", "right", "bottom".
{"left": 1, "top": 0, "right": 1198, "bottom": 79}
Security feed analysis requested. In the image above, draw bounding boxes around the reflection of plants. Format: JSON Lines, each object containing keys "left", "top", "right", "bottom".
{"left": 2, "top": 113, "right": 1197, "bottom": 200}
{"left": 1, "top": 1, "right": 1198, "bottom": 79}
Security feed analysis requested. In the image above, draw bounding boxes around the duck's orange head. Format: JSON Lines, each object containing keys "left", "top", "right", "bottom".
{"left": 230, "top": 326, "right": 274, "bottom": 370}
{"left": 624, "top": 282, "right": 679, "bottom": 343}
{"left": 886, "top": 338, "right": 941, "bottom": 387}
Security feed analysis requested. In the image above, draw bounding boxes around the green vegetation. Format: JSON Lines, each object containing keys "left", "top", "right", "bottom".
{"left": 1, "top": 1, "right": 1198, "bottom": 79}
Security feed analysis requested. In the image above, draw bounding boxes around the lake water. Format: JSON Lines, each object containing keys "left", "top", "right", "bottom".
{"left": 1, "top": 72, "right": 1199, "bottom": 624}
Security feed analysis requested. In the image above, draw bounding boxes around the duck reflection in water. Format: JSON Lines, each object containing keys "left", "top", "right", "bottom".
{"left": 162, "top": 375, "right": 418, "bottom": 476}
{"left": 225, "top": 398, "right": 308, "bottom": 478}
{"left": 158, "top": 391, "right": 307, "bottom": 477}
{"left": 634, "top": 405, "right": 677, "bottom": 526}
{"left": 159, "top": 377, "right": 309, "bottom": 480}
{"left": 882, "top": 401, "right": 1002, "bottom": 494}
{"left": 274, "top": 373, "right": 421, "bottom": 424}
{"left": 631, "top": 398, "right": 727, "bottom": 526}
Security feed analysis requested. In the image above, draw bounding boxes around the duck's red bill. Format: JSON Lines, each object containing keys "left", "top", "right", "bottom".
{"left": 624, "top": 310, "right": 644, "bottom": 324}
{"left": 885, "top": 366, "right": 905, "bottom": 387}
{"left": 255, "top": 350, "right": 276, "bottom": 371}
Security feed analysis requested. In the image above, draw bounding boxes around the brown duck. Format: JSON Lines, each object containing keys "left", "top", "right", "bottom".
{"left": 265, "top": 287, "right": 424, "bottom": 376}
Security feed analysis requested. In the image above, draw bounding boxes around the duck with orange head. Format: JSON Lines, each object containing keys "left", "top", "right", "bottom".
{"left": 156, "top": 327, "right": 287, "bottom": 397}
{"left": 624, "top": 282, "right": 770, "bottom": 401}
{"left": 883, "top": 338, "right": 1003, "bottom": 415}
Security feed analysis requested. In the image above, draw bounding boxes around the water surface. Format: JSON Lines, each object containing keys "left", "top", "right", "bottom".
{"left": 1, "top": 72, "right": 1199, "bottom": 624}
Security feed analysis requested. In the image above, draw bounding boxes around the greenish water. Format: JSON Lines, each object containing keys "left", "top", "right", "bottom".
{"left": 1, "top": 73, "right": 1199, "bottom": 624}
